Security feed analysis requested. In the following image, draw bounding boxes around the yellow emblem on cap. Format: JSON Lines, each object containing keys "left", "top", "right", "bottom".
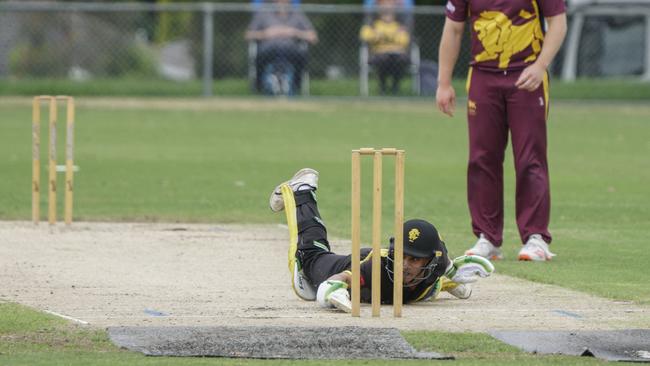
{"left": 408, "top": 228, "right": 420, "bottom": 243}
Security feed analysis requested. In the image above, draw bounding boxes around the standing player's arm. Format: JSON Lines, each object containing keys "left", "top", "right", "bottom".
{"left": 436, "top": 18, "right": 465, "bottom": 117}
{"left": 515, "top": 13, "right": 568, "bottom": 91}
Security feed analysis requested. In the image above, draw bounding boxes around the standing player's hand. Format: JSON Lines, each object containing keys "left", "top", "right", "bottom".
{"left": 515, "top": 63, "right": 546, "bottom": 91}
{"left": 436, "top": 84, "right": 456, "bottom": 117}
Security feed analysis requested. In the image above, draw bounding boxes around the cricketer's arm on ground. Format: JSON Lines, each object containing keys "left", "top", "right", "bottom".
{"left": 316, "top": 254, "right": 494, "bottom": 311}
{"left": 445, "top": 255, "right": 495, "bottom": 284}
{"left": 415, "top": 255, "right": 495, "bottom": 302}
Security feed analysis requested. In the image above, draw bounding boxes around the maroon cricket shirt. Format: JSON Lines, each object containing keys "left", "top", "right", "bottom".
{"left": 445, "top": 0, "right": 566, "bottom": 71}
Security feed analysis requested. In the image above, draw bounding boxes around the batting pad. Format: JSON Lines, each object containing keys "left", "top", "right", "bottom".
{"left": 108, "top": 326, "right": 451, "bottom": 359}
{"left": 490, "top": 329, "right": 650, "bottom": 362}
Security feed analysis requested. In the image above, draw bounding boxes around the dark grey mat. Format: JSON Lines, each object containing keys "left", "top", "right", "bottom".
{"left": 108, "top": 326, "right": 451, "bottom": 359}
{"left": 490, "top": 329, "right": 650, "bottom": 362}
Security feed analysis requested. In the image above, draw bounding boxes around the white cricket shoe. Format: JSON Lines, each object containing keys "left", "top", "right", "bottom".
{"left": 465, "top": 234, "right": 503, "bottom": 260}
{"left": 446, "top": 283, "right": 472, "bottom": 300}
{"left": 518, "top": 234, "right": 556, "bottom": 261}
{"left": 292, "top": 262, "right": 317, "bottom": 301}
{"left": 269, "top": 168, "right": 319, "bottom": 212}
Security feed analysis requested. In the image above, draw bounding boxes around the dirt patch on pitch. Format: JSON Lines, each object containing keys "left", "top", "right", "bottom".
{"left": 0, "top": 96, "right": 330, "bottom": 112}
{"left": 1, "top": 221, "right": 648, "bottom": 332}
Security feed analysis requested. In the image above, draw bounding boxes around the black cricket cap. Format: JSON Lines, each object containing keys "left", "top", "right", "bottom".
{"left": 401, "top": 219, "right": 445, "bottom": 258}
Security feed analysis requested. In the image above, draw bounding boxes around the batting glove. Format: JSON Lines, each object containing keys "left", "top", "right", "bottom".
{"left": 445, "top": 255, "right": 494, "bottom": 284}
{"left": 316, "top": 280, "right": 351, "bottom": 313}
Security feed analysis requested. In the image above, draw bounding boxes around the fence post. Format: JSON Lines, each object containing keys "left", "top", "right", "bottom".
{"left": 562, "top": 11, "right": 584, "bottom": 82}
{"left": 360, "top": 45, "right": 369, "bottom": 96}
{"left": 643, "top": 14, "right": 650, "bottom": 81}
{"left": 202, "top": 2, "right": 215, "bottom": 97}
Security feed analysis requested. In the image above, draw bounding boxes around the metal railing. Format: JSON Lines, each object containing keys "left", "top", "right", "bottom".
{"left": 562, "top": 4, "right": 650, "bottom": 81}
{"left": 0, "top": 1, "right": 648, "bottom": 97}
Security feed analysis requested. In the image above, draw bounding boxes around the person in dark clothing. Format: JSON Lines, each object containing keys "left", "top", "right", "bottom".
{"left": 245, "top": 0, "right": 317, "bottom": 95}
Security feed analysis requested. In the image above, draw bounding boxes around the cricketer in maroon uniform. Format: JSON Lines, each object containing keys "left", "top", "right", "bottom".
{"left": 436, "top": 0, "right": 567, "bottom": 261}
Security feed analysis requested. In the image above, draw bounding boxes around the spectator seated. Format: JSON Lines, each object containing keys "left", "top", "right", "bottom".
{"left": 246, "top": 0, "right": 317, "bottom": 96}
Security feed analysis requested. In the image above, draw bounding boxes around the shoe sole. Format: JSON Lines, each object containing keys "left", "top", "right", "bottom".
{"left": 518, "top": 254, "right": 551, "bottom": 261}
{"left": 280, "top": 168, "right": 319, "bottom": 192}
{"left": 269, "top": 168, "right": 318, "bottom": 211}
{"left": 292, "top": 274, "right": 316, "bottom": 301}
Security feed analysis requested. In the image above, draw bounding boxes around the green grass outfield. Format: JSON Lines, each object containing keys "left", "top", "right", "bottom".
{"left": 1, "top": 97, "right": 649, "bottom": 365}
{"left": 2, "top": 77, "right": 650, "bottom": 100}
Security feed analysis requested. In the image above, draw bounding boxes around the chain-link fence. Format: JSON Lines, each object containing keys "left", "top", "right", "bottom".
{"left": 0, "top": 1, "right": 648, "bottom": 97}
{"left": 559, "top": 4, "right": 650, "bottom": 81}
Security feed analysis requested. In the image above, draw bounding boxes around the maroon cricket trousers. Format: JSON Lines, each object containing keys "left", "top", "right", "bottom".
{"left": 466, "top": 66, "right": 552, "bottom": 246}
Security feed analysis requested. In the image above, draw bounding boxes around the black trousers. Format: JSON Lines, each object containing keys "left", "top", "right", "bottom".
{"left": 294, "top": 191, "right": 351, "bottom": 286}
{"left": 256, "top": 45, "right": 308, "bottom": 94}
{"left": 370, "top": 53, "right": 409, "bottom": 95}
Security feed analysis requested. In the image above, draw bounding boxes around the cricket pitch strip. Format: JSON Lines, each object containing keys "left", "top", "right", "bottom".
{"left": 1, "top": 221, "right": 648, "bottom": 332}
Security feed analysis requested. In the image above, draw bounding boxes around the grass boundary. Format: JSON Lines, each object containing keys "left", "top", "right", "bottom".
{"left": 1, "top": 77, "right": 649, "bottom": 100}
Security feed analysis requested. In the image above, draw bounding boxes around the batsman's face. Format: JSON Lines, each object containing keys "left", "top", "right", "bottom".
{"left": 403, "top": 255, "right": 430, "bottom": 284}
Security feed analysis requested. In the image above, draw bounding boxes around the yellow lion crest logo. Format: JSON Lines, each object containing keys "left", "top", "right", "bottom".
{"left": 473, "top": 0, "right": 544, "bottom": 69}
{"left": 408, "top": 228, "right": 420, "bottom": 243}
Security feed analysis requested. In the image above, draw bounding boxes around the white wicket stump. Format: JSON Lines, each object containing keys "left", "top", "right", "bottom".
{"left": 32, "top": 95, "right": 76, "bottom": 225}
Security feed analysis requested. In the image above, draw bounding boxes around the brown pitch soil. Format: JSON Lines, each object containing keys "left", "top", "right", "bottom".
{"left": 1, "top": 221, "right": 648, "bottom": 331}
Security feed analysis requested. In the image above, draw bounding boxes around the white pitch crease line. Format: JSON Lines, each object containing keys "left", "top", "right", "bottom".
{"left": 43, "top": 310, "right": 89, "bottom": 325}
{"left": 84, "top": 315, "right": 319, "bottom": 320}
